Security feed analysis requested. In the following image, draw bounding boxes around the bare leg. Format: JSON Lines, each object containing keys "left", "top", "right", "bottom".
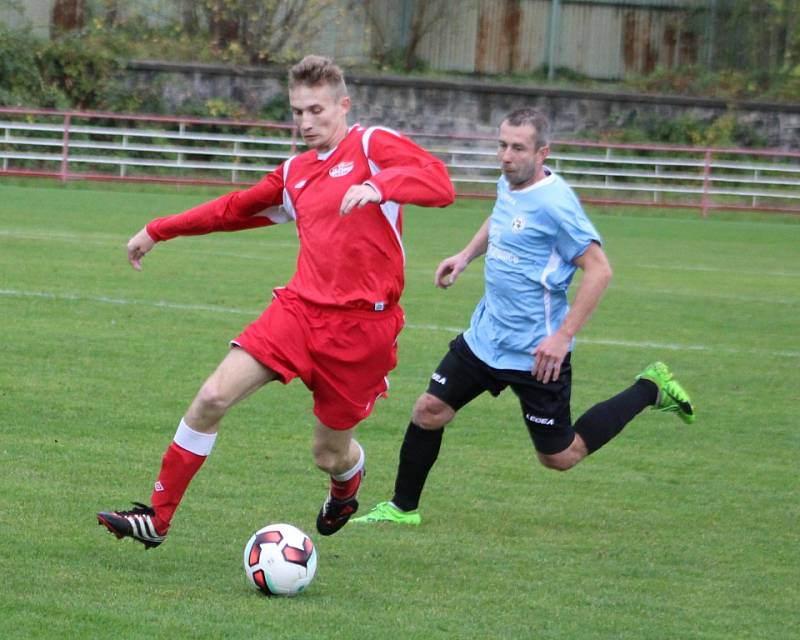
{"left": 536, "top": 434, "right": 589, "bottom": 471}
{"left": 312, "top": 421, "right": 359, "bottom": 475}
{"left": 313, "top": 421, "right": 366, "bottom": 535}
{"left": 185, "top": 347, "right": 279, "bottom": 433}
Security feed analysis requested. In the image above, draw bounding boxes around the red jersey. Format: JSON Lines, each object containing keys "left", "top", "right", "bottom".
{"left": 147, "top": 125, "right": 455, "bottom": 310}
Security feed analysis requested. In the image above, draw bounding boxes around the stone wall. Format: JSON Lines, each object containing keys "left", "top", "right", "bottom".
{"left": 127, "top": 60, "right": 800, "bottom": 149}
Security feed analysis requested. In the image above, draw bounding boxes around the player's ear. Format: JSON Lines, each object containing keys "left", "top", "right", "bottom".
{"left": 340, "top": 94, "right": 352, "bottom": 114}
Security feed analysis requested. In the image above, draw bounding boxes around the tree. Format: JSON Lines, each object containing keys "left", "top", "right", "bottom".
{"left": 51, "top": 0, "right": 86, "bottom": 37}
{"left": 197, "top": 0, "right": 341, "bottom": 64}
{"left": 363, "top": 0, "right": 456, "bottom": 71}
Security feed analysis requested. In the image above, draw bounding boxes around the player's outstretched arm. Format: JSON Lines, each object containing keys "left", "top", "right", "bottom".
{"left": 126, "top": 227, "right": 155, "bottom": 271}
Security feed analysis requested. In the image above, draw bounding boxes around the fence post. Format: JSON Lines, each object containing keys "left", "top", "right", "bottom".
{"left": 701, "top": 148, "right": 712, "bottom": 217}
{"left": 290, "top": 126, "right": 298, "bottom": 155}
{"left": 121, "top": 134, "right": 128, "bottom": 177}
{"left": 547, "top": 0, "right": 562, "bottom": 81}
{"left": 60, "top": 114, "right": 72, "bottom": 182}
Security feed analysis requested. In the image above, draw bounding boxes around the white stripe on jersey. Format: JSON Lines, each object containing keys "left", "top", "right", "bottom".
{"left": 363, "top": 126, "right": 406, "bottom": 264}
{"left": 254, "top": 205, "right": 293, "bottom": 224}
{"left": 281, "top": 156, "right": 298, "bottom": 221}
{"left": 361, "top": 125, "right": 401, "bottom": 156}
{"left": 540, "top": 249, "right": 563, "bottom": 336}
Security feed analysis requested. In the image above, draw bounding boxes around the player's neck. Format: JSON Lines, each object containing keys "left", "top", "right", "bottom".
{"left": 314, "top": 122, "right": 350, "bottom": 154}
{"left": 509, "top": 167, "right": 549, "bottom": 191}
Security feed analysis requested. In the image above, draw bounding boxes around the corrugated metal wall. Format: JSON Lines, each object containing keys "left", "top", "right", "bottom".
{"left": 0, "top": 0, "right": 54, "bottom": 37}
{"left": 416, "top": 2, "right": 480, "bottom": 73}
{"left": 414, "top": 0, "right": 705, "bottom": 78}
{"left": 414, "top": 1, "right": 551, "bottom": 75}
{"left": 2, "top": 0, "right": 710, "bottom": 80}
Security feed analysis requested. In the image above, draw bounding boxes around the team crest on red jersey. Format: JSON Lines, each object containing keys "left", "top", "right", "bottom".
{"left": 329, "top": 161, "right": 354, "bottom": 178}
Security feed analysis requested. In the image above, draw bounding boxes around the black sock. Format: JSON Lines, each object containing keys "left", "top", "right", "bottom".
{"left": 573, "top": 379, "right": 657, "bottom": 454}
{"left": 391, "top": 421, "right": 443, "bottom": 512}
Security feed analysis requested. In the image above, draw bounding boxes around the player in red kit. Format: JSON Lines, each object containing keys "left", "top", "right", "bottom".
{"left": 97, "top": 55, "right": 455, "bottom": 548}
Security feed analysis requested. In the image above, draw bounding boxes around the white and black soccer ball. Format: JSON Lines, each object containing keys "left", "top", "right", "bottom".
{"left": 243, "top": 523, "right": 317, "bottom": 596}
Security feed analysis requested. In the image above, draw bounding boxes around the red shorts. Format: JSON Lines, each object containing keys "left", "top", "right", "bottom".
{"left": 233, "top": 289, "right": 404, "bottom": 430}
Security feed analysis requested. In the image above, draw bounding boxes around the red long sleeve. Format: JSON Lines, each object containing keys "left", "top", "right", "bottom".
{"left": 146, "top": 170, "right": 286, "bottom": 242}
{"left": 363, "top": 128, "right": 455, "bottom": 207}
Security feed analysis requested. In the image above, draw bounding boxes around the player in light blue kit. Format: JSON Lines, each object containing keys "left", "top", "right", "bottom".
{"left": 354, "top": 108, "right": 696, "bottom": 526}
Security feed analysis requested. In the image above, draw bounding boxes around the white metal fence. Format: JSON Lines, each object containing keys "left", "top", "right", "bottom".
{"left": 1, "top": 107, "right": 799, "bottom": 216}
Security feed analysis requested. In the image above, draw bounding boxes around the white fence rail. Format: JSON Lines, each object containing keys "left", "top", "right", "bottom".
{"left": 1, "top": 107, "right": 799, "bottom": 216}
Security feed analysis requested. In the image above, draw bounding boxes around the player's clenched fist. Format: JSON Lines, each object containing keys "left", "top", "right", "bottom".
{"left": 127, "top": 227, "right": 155, "bottom": 271}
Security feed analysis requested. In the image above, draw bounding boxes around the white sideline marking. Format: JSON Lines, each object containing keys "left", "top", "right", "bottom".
{"left": 0, "top": 228, "right": 298, "bottom": 252}
{"left": 636, "top": 262, "right": 800, "bottom": 279}
{"left": 0, "top": 288, "right": 250, "bottom": 315}
{"left": 2, "top": 288, "right": 798, "bottom": 358}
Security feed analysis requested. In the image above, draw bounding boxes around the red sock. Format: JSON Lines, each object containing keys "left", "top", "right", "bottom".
{"left": 331, "top": 471, "right": 363, "bottom": 500}
{"left": 330, "top": 442, "right": 365, "bottom": 500}
{"left": 150, "top": 442, "right": 206, "bottom": 533}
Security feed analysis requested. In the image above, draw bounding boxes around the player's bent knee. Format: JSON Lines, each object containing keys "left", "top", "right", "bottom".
{"left": 194, "top": 379, "right": 233, "bottom": 417}
{"left": 312, "top": 451, "right": 334, "bottom": 473}
{"left": 537, "top": 446, "right": 585, "bottom": 471}
{"left": 311, "top": 440, "right": 346, "bottom": 474}
{"left": 412, "top": 393, "right": 454, "bottom": 429}
{"left": 537, "top": 453, "right": 576, "bottom": 471}
{"left": 312, "top": 447, "right": 346, "bottom": 474}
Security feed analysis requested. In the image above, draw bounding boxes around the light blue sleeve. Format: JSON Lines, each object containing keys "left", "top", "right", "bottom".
{"left": 551, "top": 184, "right": 601, "bottom": 263}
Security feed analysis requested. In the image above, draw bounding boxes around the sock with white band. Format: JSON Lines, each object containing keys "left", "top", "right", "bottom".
{"left": 150, "top": 418, "right": 216, "bottom": 532}
{"left": 174, "top": 418, "right": 218, "bottom": 456}
{"left": 330, "top": 441, "right": 365, "bottom": 499}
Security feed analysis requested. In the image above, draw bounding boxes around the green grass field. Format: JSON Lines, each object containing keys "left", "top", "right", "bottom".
{"left": 1, "top": 178, "right": 798, "bottom": 639}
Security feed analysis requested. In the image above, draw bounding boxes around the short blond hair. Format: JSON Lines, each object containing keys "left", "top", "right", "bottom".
{"left": 288, "top": 55, "right": 347, "bottom": 98}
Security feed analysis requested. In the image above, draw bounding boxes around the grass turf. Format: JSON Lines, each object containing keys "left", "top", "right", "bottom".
{"left": 0, "top": 178, "right": 798, "bottom": 639}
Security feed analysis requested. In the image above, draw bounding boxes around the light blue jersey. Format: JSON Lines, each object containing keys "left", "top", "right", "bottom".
{"left": 463, "top": 169, "right": 601, "bottom": 371}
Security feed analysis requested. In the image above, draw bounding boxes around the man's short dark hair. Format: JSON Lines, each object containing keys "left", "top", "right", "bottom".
{"left": 503, "top": 108, "right": 550, "bottom": 150}
{"left": 288, "top": 55, "right": 348, "bottom": 98}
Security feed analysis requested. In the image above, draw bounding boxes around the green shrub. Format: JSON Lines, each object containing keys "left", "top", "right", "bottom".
{"left": 634, "top": 64, "right": 798, "bottom": 103}
{"left": 0, "top": 24, "right": 68, "bottom": 107}
{"left": 582, "top": 110, "right": 766, "bottom": 149}
{"left": 37, "top": 32, "right": 124, "bottom": 109}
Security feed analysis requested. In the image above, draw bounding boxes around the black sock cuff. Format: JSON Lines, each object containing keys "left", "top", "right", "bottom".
{"left": 573, "top": 423, "right": 605, "bottom": 454}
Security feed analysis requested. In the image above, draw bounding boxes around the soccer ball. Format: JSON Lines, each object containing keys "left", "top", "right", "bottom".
{"left": 243, "top": 523, "right": 317, "bottom": 596}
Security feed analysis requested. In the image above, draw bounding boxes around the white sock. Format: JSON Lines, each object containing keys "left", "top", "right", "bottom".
{"left": 173, "top": 418, "right": 217, "bottom": 456}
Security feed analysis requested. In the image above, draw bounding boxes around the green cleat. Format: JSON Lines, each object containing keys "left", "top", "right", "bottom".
{"left": 636, "top": 361, "right": 696, "bottom": 424}
{"left": 351, "top": 501, "right": 421, "bottom": 526}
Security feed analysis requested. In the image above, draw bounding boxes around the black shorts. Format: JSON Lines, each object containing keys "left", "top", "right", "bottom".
{"left": 425, "top": 334, "right": 574, "bottom": 455}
